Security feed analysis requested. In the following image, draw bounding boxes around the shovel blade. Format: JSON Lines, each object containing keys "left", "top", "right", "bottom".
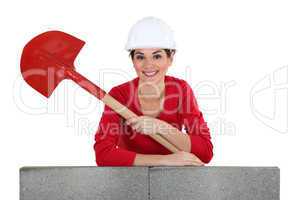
{"left": 20, "top": 30, "right": 85, "bottom": 97}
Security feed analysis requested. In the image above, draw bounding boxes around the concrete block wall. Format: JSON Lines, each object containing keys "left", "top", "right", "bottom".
{"left": 20, "top": 166, "right": 279, "bottom": 200}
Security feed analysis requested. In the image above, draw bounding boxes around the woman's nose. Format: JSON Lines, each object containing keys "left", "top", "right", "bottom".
{"left": 142, "top": 58, "right": 154, "bottom": 68}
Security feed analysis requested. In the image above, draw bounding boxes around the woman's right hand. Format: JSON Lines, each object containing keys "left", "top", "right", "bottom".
{"left": 160, "top": 151, "right": 204, "bottom": 166}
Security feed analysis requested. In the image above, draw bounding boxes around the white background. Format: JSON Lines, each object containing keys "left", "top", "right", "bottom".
{"left": 1, "top": 0, "right": 299, "bottom": 199}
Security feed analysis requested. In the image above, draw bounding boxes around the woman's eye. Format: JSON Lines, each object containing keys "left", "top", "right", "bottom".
{"left": 153, "top": 54, "right": 162, "bottom": 59}
{"left": 136, "top": 55, "right": 144, "bottom": 60}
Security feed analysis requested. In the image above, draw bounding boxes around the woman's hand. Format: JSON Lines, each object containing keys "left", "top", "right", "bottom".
{"left": 125, "top": 116, "right": 170, "bottom": 135}
{"left": 160, "top": 151, "right": 204, "bottom": 166}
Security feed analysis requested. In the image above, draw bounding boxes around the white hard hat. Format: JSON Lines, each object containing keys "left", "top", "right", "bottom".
{"left": 125, "top": 17, "right": 176, "bottom": 51}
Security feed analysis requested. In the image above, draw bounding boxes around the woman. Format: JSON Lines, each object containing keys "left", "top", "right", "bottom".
{"left": 94, "top": 17, "right": 213, "bottom": 166}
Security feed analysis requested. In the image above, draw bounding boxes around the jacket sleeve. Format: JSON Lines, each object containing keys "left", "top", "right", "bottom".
{"left": 179, "top": 80, "right": 213, "bottom": 163}
{"left": 94, "top": 87, "right": 137, "bottom": 166}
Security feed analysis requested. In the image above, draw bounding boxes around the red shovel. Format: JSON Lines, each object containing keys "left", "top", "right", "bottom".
{"left": 20, "top": 30, "right": 179, "bottom": 153}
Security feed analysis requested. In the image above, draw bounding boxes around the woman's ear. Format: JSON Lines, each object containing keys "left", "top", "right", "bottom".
{"left": 170, "top": 51, "right": 175, "bottom": 63}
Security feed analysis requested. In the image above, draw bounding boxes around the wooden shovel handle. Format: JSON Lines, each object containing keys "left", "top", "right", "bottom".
{"left": 67, "top": 69, "right": 179, "bottom": 153}
{"left": 102, "top": 94, "right": 180, "bottom": 153}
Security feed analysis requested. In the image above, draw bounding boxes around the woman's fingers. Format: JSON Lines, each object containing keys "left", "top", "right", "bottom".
{"left": 126, "top": 117, "right": 135, "bottom": 125}
{"left": 181, "top": 160, "right": 202, "bottom": 166}
{"left": 131, "top": 123, "right": 140, "bottom": 131}
{"left": 192, "top": 159, "right": 204, "bottom": 166}
{"left": 187, "top": 159, "right": 203, "bottom": 165}
{"left": 161, "top": 151, "right": 205, "bottom": 166}
{"left": 183, "top": 153, "right": 204, "bottom": 166}
{"left": 185, "top": 160, "right": 204, "bottom": 166}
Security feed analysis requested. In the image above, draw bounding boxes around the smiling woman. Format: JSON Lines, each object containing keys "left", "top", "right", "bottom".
{"left": 131, "top": 49, "right": 173, "bottom": 84}
{"left": 130, "top": 49, "right": 175, "bottom": 80}
{"left": 94, "top": 17, "right": 213, "bottom": 166}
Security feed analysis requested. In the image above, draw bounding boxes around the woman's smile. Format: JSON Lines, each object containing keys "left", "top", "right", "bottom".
{"left": 142, "top": 70, "right": 159, "bottom": 77}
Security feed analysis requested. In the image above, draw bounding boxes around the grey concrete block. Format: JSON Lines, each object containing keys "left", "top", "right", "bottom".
{"left": 20, "top": 167, "right": 148, "bottom": 200}
{"left": 20, "top": 166, "right": 279, "bottom": 200}
{"left": 149, "top": 166, "right": 279, "bottom": 200}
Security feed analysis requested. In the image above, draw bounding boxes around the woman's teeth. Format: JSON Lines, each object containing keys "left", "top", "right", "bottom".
{"left": 143, "top": 70, "right": 159, "bottom": 77}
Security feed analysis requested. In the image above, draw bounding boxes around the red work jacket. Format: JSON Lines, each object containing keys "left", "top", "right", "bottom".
{"left": 94, "top": 75, "right": 213, "bottom": 166}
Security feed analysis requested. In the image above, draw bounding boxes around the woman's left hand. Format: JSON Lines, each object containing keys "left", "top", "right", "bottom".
{"left": 125, "top": 116, "right": 171, "bottom": 135}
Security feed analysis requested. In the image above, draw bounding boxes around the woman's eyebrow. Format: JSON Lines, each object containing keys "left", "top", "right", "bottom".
{"left": 135, "top": 51, "right": 144, "bottom": 55}
{"left": 152, "top": 50, "right": 163, "bottom": 54}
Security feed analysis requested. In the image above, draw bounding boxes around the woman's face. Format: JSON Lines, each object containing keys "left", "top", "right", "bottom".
{"left": 132, "top": 48, "right": 173, "bottom": 83}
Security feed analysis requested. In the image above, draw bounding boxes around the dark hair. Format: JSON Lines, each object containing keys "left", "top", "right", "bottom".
{"left": 129, "top": 49, "right": 176, "bottom": 60}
